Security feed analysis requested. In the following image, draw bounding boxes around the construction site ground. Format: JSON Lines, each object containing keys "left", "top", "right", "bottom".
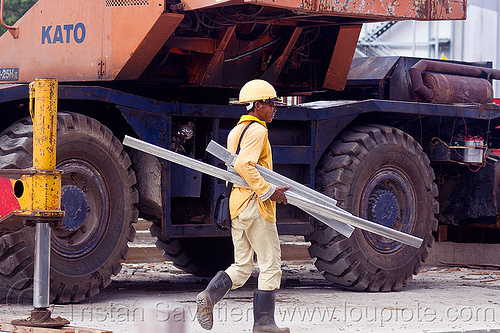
{"left": 0, "top": 220, "right": 499, "bottom": 333}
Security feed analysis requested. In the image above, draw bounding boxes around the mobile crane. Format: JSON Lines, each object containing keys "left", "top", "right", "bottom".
{"left": 2, "top": 0, "right": 499, "bottom": 303}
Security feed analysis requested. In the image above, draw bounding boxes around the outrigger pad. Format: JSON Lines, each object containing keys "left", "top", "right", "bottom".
{"left": 11, "top": 308, "right": 70, "bottom": 328}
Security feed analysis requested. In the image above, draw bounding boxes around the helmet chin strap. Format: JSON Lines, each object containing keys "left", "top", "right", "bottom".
{"left": 245, "top": 101, "right": 254, "bottom": 111}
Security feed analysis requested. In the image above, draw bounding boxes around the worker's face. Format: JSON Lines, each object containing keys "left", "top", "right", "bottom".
{"left": 253, "top": 100, "right": 276, "bottom": 123}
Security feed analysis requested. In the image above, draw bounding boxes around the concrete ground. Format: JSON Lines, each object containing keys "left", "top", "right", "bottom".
{"left": 1, "top": 220, "right": 499, "bottom": 333}
{"left": 1, "top": 260, "right": 499, "bottom": 333}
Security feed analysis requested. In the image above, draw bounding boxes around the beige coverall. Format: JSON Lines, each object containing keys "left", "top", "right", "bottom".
{"left": 224, "top": 115, "right": 282, "bottom": 291}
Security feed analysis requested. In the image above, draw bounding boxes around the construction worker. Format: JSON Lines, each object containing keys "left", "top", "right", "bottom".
{"left": 196, "top": 79, "right": 290, "bottom": 333}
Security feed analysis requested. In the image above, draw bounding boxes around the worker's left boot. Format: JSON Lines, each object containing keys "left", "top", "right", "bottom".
{"left": 253, "top": 289, "right": 290, "bottom": 333}
{"left": 196, "top": 270, "right": 232, "bottom": 330}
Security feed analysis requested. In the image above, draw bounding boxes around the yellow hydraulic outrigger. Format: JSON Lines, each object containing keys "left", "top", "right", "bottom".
{"left": 0, "top": 78, "right": 68, "bottom": 327}
{"left": 0, "top": 78, "right": 64, "bottom": 229}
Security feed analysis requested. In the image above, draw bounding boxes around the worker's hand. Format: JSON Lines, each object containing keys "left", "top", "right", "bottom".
{"left": 270, "top": 185, "right": 290, "bottom": 205}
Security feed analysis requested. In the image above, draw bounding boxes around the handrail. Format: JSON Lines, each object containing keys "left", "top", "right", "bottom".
{"left": 0, "top": 0, "right": 19, "bottom": 38}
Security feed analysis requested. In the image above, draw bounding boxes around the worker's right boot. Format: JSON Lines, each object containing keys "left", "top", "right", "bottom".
{"left": 196, "top": 270, "right": 232, "bottom": 330}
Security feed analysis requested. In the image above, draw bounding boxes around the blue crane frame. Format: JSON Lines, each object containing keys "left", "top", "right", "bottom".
{"left": 1, "top": 83, "right": 500, "bottom": 239}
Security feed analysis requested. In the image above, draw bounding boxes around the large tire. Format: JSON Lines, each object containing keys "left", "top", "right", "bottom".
{"left": 0, "top": 113, "right": 138, "bottom": 303}
{"left": 151, "top": 223, "right": 234, "bottom": 277}
{"left": 307, "top": 125, "right": 438, "bottom": 291}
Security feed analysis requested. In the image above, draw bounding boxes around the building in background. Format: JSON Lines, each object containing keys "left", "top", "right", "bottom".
{"left": 357, "top": 0, "right": 500, "bottom": 96}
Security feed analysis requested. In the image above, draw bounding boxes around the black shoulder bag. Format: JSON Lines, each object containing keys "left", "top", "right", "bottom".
{"left": 214, "top": 122, "right": 254, "bottom": 231}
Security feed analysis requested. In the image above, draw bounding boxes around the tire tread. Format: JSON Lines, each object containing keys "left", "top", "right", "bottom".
{"left": 309, "top": 124, "right": 438, "bottom": 292}
{"left": 0, "top": 112, "right": 139, "bottom": 303}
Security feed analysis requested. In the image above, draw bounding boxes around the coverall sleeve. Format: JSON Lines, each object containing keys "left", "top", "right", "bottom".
{"left": 233, "top": 125, "right": 274, "bottom": 198}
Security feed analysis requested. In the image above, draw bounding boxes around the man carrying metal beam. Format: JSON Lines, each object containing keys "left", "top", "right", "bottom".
{"left": 196, "top": 79, "right": 291, "bottom": 333}
{"left": 123, "top": 81, "right": 423, "bottom": 331}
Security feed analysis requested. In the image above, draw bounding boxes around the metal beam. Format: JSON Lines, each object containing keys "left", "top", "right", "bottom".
{"left": 123, "top": 135, "right": 353, "bottom": 237}
{"left": 123, "top": 136, "right": 423, "bottom": 248}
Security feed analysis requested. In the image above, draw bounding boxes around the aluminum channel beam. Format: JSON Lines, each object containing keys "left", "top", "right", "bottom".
{"left": 206, "top": 140, "right": 423, "bottom": 249}
{"left": 123, "top": 136, "right": 423, "bottom": 248}
{"left": 123, "top": 135, "right": 351, "bottom": 237}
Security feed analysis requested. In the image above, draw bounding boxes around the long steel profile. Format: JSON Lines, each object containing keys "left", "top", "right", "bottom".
{"left": 206, "top": 140, "right": 422, "bottom": 248}
{"left": 123, "top": 135, "right": 352, "bottom": 237}
{"left": 123, "top": 136, "right": 423, "bottom": 248}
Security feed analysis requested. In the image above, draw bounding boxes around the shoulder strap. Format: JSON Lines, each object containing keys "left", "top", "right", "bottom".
{"left": 226, "top": 121, "right": 255, "bottom": 192}
{"left": 236, "top": 121, "right": 255, "bottom": 154}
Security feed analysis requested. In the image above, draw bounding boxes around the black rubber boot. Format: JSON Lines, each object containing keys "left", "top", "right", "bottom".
{"left": 196, "top": 270, "right": 232, "bottom": 330}
{"left": 253, "top": 290, "right": 290, "bottom": 333}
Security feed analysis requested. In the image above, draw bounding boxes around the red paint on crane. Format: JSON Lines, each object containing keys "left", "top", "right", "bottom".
{"left": 0, "top": 177, "right": 20, "bottom": 218}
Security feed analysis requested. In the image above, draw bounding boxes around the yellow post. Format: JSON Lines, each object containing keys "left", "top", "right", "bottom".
{"left": 0, "top": 79, "right": 63, "bottom": 235}
{"left": 29, "top": 78, "right": 61, "bottom": 213}
{"left": 30, "top": 78, "right": 58, "bottom": 310}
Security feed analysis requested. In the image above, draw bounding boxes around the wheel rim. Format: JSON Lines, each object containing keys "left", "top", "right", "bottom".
{"left": 360, "top": 167, "right": 416, "bottom": 254}
{"left": 52, "top": 159, "right": 109, "bottom": 259}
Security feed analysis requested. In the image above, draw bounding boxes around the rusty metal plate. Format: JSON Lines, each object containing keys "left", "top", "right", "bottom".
{"left": 315, "top": 0, "right": 466, "bottom": 20}
{"left": 182, "top": 0, "right": 466, "bottom": 21}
